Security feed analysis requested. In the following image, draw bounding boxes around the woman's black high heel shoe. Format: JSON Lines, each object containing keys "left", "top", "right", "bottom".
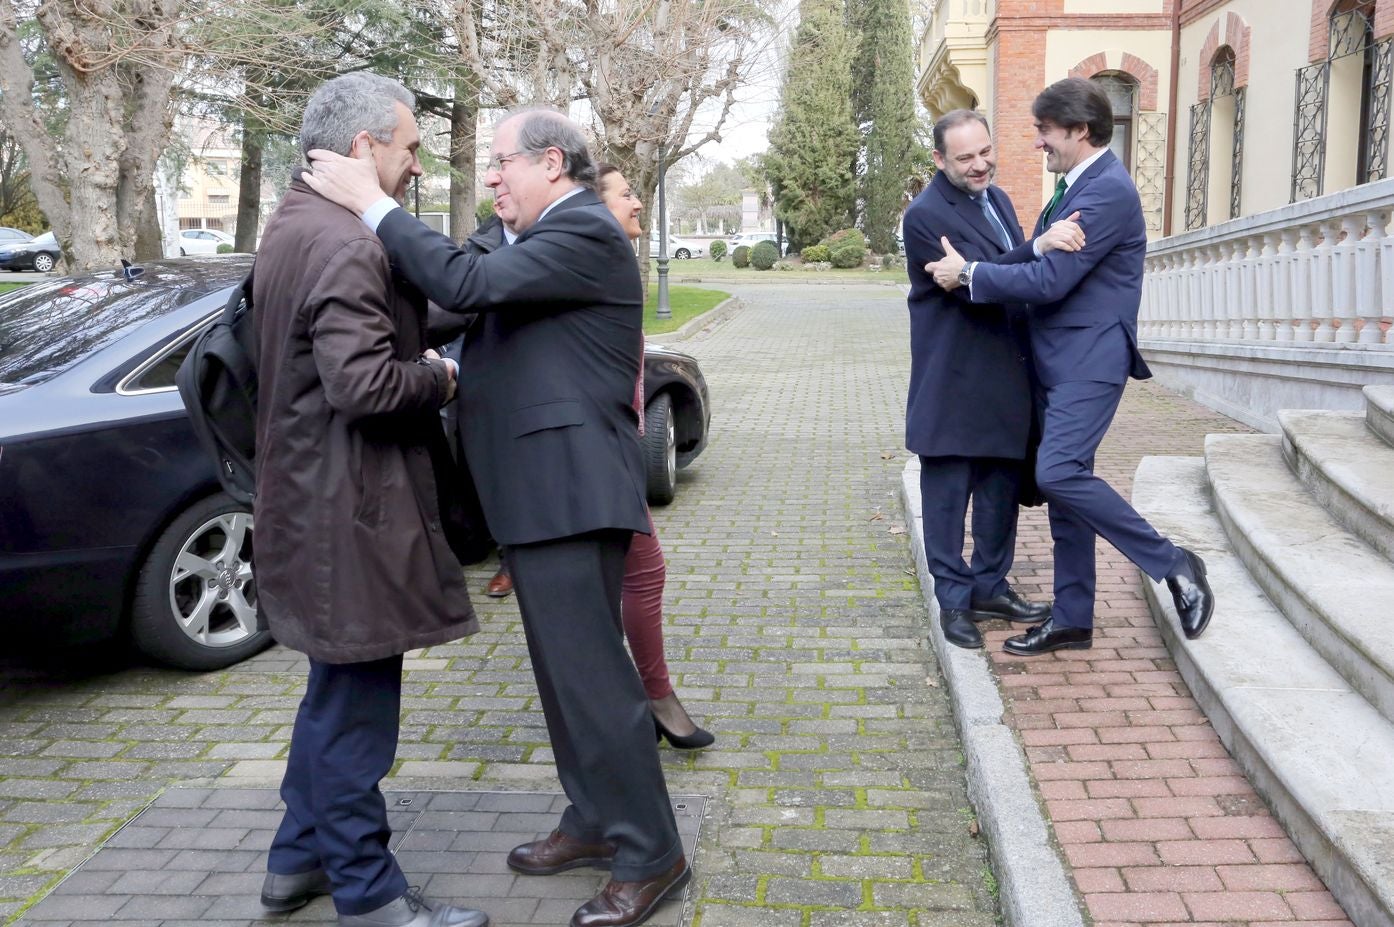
{"left": 654, "top": 715, "right": 715, "bottom": 750}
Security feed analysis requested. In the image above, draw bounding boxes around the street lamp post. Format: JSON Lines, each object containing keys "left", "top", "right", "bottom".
{"left": 655, "top": 141, "right": 671, "bottom": 321}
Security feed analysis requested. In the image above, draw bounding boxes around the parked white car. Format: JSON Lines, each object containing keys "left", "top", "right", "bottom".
{"left": 728, "top": 231, "right": 786, "bottom": 255}
{"left": 179, "top": 228, "right": 236, "bottom": 256}
{"left": 648, "top": 233, "right": 705, "bottom": 260}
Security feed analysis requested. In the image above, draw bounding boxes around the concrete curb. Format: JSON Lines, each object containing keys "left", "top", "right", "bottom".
{"left": 900, "top": 458, "right": 1086, "bottom": 927}
{"left": 646, "top": 296, "right": 742, "bottom": 344}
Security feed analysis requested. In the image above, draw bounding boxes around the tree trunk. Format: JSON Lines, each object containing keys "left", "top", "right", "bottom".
{"left": 235, "top": 128, "right": 263, "bottom": 252}
{"left": 449, "top": 79, "right": 478, "bottom": 242}
{"left": 134, "top": 186, "right": 163, "bottom": 261}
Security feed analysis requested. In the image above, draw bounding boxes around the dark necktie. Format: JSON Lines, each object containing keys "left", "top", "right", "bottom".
{"left": 1042, "top": 175, "right": 1068, "bottom": 225}
{"left": 978, "top": 193, "right": 1013, "bottom": 251}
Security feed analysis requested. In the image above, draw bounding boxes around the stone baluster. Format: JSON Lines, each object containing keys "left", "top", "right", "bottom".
{"left": 1189, "top": 247, "right": 1207, "bottom": 338}
{"left": 1291, "top": 224, "right": 1317, "bottom": 342}
{"left": 1330, "top": 214, "right": 1364, "bottom": 343}
{"left": 1310, "top": 220, "right": 1338, "bottom": 343}
{"left": 1239, "top": 235, "right": 1260, "bottom": 340}
{"left": 1274, "top": 229, "right": 1298, "bottom": 341}
{"left": 1165, "top": 253, "right": 1183, "bottom": 339}
{"left": 1361, "top": 209, "right": 1389, "bottom": 344}
{"left": 1200, "top": 244, "right": 1219, "bottom": 339}
{"left": 1257, "top": 232, "right": 1281, "bottom": 340}
{"left": 1141, "top": 256, "right": 1160, "bottom": 338}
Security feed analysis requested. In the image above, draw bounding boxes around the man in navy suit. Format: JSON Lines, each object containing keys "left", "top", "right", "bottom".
{"left": 926, "top": 78, "right": 1215, "bottom": 655}
{"left": 904, "top": 109, "right": 1084, "bottom": 649}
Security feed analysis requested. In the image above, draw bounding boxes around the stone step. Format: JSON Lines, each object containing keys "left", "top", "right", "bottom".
{"left": 1368, "top": 385, "right": 1394, "bottom": 448}
{"left": 1204, "top": 433, "right": 1394, "bottom": 726}
{"left": 1280, "top": 409, "right": 1394, "bottom": 561}
{"left": 1133, "top": 454, "right": 1394, "bottom": 927}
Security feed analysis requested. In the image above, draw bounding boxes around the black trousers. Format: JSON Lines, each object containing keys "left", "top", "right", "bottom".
{"left": 506, "top": 529, "right": 683, "bottom": 881}
{"left": 918, "top": 455, "right": 1023, "bottom": 611}
{"left": 269, "top": 655, "right": 407, "bottom": 916}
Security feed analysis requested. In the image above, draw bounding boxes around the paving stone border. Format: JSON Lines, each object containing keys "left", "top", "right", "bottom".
{"left": 900, "top": 460, "right": 1085, "bottom": 927}
{"left": 646, "top": 296, "right": 742, "bottom": 345}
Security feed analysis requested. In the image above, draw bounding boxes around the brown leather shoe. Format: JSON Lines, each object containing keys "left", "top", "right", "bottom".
{"left": 570, "top": 857, "right": 691, "bottom": 927}
{"left": 507, "top": 829, "right": 615, "bottom": 875}
{"left": 486, "top": 569, "right": 513, "bottom": 598}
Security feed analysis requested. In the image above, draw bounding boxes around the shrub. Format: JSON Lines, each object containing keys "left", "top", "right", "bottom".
{"left": 800, "top": 244, "right": 831, "bottom": 263}
{"left": 751, "top": 240, "right": 779, "bottom": 270}
{"left": 880, "top": 254, "right": 904, "bottom": 270}
{"left": 475, "top": 198, "right": 496, "bottom": 226}
{"left": 709, "top": 240, "right": 727, "bottom": 262}
{"left": 731, "top": 244, "right": 751, "bottom": 268}
{"left": 830, "top": 243, "right": 865, "bottom": 268}
{"left": 821, "top": 228, "right": 867, "bottom": 251}
{"left": 216, "top": 243, "right": 234, "bottom": 254}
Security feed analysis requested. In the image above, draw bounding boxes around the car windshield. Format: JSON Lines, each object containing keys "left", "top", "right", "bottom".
{"left": 0, "top": 269, "right": 212, "bottom": 389}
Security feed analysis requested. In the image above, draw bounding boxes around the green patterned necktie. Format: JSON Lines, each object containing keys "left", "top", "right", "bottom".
{"left": 1042, "top": 175, "right": 1068, "bottom": 225}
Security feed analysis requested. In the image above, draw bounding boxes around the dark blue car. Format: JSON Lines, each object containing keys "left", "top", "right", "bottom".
{"left": 0, "top": 258, "right": 710, "bottom": 669}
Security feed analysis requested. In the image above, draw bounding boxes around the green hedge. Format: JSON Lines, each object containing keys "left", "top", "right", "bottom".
{"left": 731, "top": 244, "right": 751, "bottom": 268}
{"left": 216, "top": 243, "right": 234, "bottom": 254}
{"left": 710, "top": 240, "right": 727, "bottom": 262}
{"left": 830, "top": 244, "right": 864, "bottom": 268}
{"left": 751, "top": 240, "right": 779, "bottom": 270}
{"left": 800, "top": 244, "right": 831, "bottom": 263}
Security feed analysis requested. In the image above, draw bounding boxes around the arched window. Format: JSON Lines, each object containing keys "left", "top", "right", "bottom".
{"left": 1185, "top": 48, "right": 1246, "bottom": 230}
{"left": 1291, "top": 0, "right": 1392, "bottom": 200}
{"left": 1092, "top": 73, "right": 1138, "bottom": 172}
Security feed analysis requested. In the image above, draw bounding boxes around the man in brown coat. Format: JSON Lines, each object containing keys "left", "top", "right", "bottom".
{"left": 252, "top": 73, "right": 488, "bottom": 927}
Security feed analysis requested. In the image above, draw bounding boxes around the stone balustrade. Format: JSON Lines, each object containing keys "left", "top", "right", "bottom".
{"left": 1142, "top": 178, "right": 1394, "bottom": 345}
{"left": 1138, "top": 179, "right": 1394, "bottom": 430}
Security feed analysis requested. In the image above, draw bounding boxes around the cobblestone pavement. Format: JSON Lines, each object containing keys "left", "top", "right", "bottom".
{"left": 984, "top": 382, "right": 1358, "bottom": 926}
{"left": 0, "top": 281, "right": 996, "bottom": 927}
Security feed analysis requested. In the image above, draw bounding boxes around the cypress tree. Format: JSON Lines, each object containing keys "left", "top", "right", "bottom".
{"left": 764, "top": 0, "right": 859, "bottom": 250}
{"left": 857, "top": 0, "right": 922, "bottom": 255}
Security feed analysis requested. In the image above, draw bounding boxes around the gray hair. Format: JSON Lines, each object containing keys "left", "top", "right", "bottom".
{"left": 505, "top": 108, "right": 597, "bottom": 186}
{"left": 932, "top": 109, "right": 990, "bottom": 154}
{"left": 301, "top": 73, "right": 415, "bottom": 157}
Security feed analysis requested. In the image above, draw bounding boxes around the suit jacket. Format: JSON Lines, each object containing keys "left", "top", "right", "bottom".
{"left": 375, "top": 188, "right": 650, "bottom": 546}
{"left": 903, "top": 171, "right": 1033, "bottom": 459}
{"left": 970, "top": 150, "right": 1151, "bottom": 388}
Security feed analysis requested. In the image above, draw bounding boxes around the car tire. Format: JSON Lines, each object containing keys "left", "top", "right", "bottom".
{"left": 674, "top": 248, "right": 691, "bottom": 260}
{"left": 643, "top": 393, "right": 678, "bottom": 506}
{"left": 129, "top": 493, "right": 271, "bottom": 670}
{"left": 32, "top": 252, "right": 55, "bottom": 273}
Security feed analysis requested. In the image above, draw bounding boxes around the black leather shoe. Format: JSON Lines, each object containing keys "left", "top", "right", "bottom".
{"left": 338, "top": 888, "right": 488, "bottom": 927}
{"left": 970, "top": 588, "right": 1051, "bottom": 623}
{"left": 1166, "top": 548, "right": 1214, "bottom": 640}
{"left": 508, "top": 829, "right": 615, "bottom": 875}
{"left": 940, "top": 608, "right": 983, "bottom": 649}
{"left": 261, "top": 867, "right": 331, "bottom": 912}
{"left": 1002, "top": 618, "right": 1092, "bottom": 655}
{"left": 570, "top": 857, "right": 691, "bottom": 927}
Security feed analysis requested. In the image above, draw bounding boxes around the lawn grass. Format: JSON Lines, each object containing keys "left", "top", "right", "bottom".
{"left": 643, "top": 282, "right": 730, "bottom": 334}
{"left": 650, "top": 259, "right": 909, "bottom": 287}
{"left": 0, "top": 281, "right": 31, "bottom": 297}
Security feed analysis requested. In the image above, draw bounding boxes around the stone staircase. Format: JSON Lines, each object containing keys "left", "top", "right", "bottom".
{"left": 1133, "top": 385, "right": 1394, "bottom": 927}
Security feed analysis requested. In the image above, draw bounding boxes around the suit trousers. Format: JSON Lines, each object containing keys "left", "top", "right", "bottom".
{"left": 918, "top": 456, "right": 1022, "bottom": 611}
{"left": 506, "top": 530, "right": 683, "bottom": 881}
{"left": 1036, "top": 380, "right": 1180, "bottom": 629}
{"left": 623, "top": 510, "right": 672, "bottom": 700}
{"left": 269, "top": 655, "right": 408, "bottom": 916}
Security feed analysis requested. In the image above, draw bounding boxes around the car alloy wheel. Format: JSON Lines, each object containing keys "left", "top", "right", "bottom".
{"left": 32, "top": 253, "right": 55, "bottom": 273}
{"left": 643, "top": 393, "right": 678, "bottom": 505}
{"left": 130, "top": 493, "right": 271, "bottom": 670}
{"left": 674, "top": 248, "right": 691, "bottom": 260}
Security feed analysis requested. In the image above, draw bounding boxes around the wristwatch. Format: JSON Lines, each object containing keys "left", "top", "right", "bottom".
{"left": 957, "top": 261, "right": 976, "bottom": 288}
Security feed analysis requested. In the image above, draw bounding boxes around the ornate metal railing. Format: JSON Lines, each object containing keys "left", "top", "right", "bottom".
{"left": 1142, "top": 177, "right": 1394, "bottom": 346}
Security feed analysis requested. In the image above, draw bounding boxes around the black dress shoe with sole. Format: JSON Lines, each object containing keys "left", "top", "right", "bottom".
{"left": 970, "top": 588, "right": 1051, "bottom": 623}
{"left": 508, "top": 829, "right": 615, "bottom": 875}
{"left": 1166, "top": 547, "right": 1215, "bottom": 640}
{"left": 1002, "top": 618, "right": 1092, "bottom": 656}
{"left": 940, "top": 608, "right": 983, "bottom": 649}
{"left": 570, "top": 857, "right": 691, "bottom": 927}
{"left": 261, "top": 867, "right": 332, "bottom": 912}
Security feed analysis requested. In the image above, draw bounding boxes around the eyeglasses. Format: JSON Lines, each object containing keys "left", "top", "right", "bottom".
{"left": 486, "top": 149, "right": 539, "bottom": 172}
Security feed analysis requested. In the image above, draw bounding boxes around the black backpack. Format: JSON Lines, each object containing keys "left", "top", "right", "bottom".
{"left": 176, "top": 270, "right": 258, "bottom": 504}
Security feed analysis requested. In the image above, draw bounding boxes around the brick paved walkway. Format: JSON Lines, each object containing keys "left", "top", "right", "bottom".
{"left": 0, "top": 281, "right": 994, "bottom": 927}
{"left": 984, "top": 380, "right": 1357, "bottom": 926}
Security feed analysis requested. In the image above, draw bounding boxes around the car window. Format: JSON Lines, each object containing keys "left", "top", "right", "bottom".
{"left": 126, "top": 337, "right": 196, "bottom": 392}
{"left": 0, "top": 273, "right": 209, "bottom": 387}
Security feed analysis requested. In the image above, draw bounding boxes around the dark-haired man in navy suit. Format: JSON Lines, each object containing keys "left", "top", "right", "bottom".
{"left": 927, "top": 77, "right": 1215, "bottom": 655}
{"left": 904, "top": 109, "right": 1084, "bottom": 650}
